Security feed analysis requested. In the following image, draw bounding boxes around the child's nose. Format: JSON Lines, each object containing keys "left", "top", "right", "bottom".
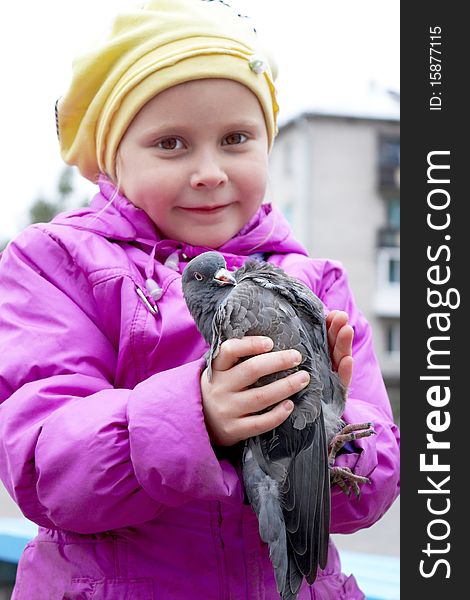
{"left": 190, "top": 152, "right": 228, "bottom": 189}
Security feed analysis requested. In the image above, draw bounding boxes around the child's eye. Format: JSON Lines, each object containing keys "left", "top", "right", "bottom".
{"left": 156, "top": 137, "right": 184, "bottom": 151}
{"left": 223, "top": 132, "right": 248, "bottom": 146}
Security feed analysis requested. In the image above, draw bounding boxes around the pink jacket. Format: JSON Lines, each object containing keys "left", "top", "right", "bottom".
{"left": 0, "top": 178, "right": 399, "bottom": 599}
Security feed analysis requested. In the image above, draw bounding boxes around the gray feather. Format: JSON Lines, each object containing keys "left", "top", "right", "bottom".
{"left": 243, "top": 443, "right": 288, "bottom": 594}
{"left": 182, "top": 252, "right": 348, "bottom": 600}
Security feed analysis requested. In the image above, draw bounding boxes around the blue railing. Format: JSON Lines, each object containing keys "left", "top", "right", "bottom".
{"left": 1, "top": 518, "right": 399, "bottom": 599}
{"left": 0, "top": 518, "right": 37, "bottom": 564}
{"left": 340, "top": 550, "right": 400, "bottom": 600}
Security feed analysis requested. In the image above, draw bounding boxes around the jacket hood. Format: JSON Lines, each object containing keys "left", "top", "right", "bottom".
{"left": 52, "top": 177, "right": 308, "bottom": 265}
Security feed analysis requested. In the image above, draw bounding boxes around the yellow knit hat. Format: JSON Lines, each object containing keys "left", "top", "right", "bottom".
{"left": 57, "top": 0, "right": 279, "bottom": 182}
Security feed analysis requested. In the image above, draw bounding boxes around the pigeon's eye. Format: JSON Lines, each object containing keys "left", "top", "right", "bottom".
{"left": 194, "top": 272, "right": 204, "bottom": 281}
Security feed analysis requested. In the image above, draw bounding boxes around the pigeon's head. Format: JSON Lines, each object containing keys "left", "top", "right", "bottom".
{"left": 182, "top": 251, "right": 237, "bottom": 340}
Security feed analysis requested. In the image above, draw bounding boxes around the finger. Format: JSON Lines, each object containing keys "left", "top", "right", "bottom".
{"left": 228, "top": 348, "right": 303, "bottom": 389}
{"left": 240, "top": 398, "right": 295, "bottom": 439}
{"left": 327, "top": 311, "right": 348, "bottom": 353}
{"left": 337, "top": 355, "right": 354, "bottom": 388}
{"left": 240, "top": 369, "right": 310, "bottom": 414}
{"left": 325, "top": 310, "right": 339, "bottom": 328}
{"left": 326, "top": 309, "right": 347, "bottom": 330}
{"left": 332, "top": 324, "right": 354, "bottom": 369}
{"left": 212, "top": 336, "right": 274, "bottom": 372}
{"left": 326, "top": 310, "right": 339, "bottom": 352}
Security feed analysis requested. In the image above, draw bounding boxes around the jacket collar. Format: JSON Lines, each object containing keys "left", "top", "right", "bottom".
{"left": 53, "top": 176, "right": 308, "bottom": 267}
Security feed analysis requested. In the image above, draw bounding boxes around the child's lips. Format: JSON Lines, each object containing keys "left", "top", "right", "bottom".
{"left": 179, "top": 204, "right": 231, "bottom": 215}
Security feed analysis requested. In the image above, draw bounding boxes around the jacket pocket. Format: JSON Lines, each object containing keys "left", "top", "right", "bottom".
{"left": 310, "top": 572, "right": 365, "bottom": 600}
{"left": 63, "top": 577, "right": 154, "bottom": 600}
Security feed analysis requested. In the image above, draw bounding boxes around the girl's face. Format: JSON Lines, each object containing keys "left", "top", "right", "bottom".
{"left": 117, "top": 79, "right": 269, "bottom": 248}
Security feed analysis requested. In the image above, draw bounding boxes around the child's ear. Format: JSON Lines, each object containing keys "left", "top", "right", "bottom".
{"left": 113, "top": 151, "right": 122, "bottom": 187}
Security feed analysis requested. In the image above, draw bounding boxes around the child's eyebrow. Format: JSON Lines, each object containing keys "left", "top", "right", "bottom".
{"left": 223, "top": 119, "right": 264, "bottom": 131}
{"left": 141, "top": 119, "right": 263, "bottom": 138}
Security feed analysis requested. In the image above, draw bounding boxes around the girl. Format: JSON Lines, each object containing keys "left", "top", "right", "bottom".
{"left": 0, "top": 1, "right": 400, "bottom": 598}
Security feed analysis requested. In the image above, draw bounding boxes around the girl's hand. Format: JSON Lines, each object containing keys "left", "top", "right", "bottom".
{"left": 200, "top": 336, "right": 310, "bottom": 447}
{"left": 326, "top": 310, "right": 354, "bottom": 388}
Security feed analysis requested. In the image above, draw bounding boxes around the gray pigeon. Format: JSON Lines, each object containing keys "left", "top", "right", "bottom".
{"left": 182, "top": 251, "right": 374, "bottom": 600}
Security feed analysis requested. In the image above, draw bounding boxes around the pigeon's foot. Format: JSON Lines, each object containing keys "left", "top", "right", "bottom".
{"left": 329, "top": 465, "right": 370, "bottom": 498}
{"left": 328, "top": 422, "right": 375, "bottom": 466}
{"left": 328, "top": 423, "right": 375, "bottom": 497}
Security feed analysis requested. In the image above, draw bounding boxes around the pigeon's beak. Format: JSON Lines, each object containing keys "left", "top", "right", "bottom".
{"left": 213, "top": 268, "right": 237, "bottom": 286}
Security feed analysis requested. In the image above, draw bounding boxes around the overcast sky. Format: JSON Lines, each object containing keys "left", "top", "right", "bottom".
{"left": 0, "top": 0, "right": 399, "bottom": 240}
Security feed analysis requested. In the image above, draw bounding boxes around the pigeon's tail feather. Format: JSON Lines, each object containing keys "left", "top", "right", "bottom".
{"left": 306, "top": 414, "right": 330, "bottom": 583}
{"left": 260, "top": 492, "right": 288, "bottom": 596}
{"left": 282, "top": 410, "right": 330, "bottom": 593}
{"left": 280, "top": 554, "right": 303, "bottom": 600}
{"left": 243, "top": 445, "right": 288, "bottom": 595}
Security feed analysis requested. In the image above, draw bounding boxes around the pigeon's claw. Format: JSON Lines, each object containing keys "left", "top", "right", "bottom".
{"left": 328, "top": 422, "right": 375, "bottom": 498}
{"left": 328, "top": 422, "right": 375, "bottom": 466}
{"left": 329, "top": 466, "right": 370, "bottom": 499}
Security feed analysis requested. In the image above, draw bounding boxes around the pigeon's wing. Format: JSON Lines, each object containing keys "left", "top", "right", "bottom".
{"left": 233, "top": 263, "right": 334, "bottom": 588}
{"left": 251, "top": 338, "right": 330, "bottom": 591}
{"left": 216, "top": 271, "right": 329, "bottom": 590}
{"left": 206, "top": 280, "right": 269, "bottom": 380}
{"left": 206, "top": 301, "right": 227, "bottom": 381}
{"left": 238, "top": 261, "right": 346, "bottom": 418}
{"left": 281, "top": 410, "right": 330, "bottom": 590}
{"left": 235, "top": 260, "right": 325, "bottom": 327}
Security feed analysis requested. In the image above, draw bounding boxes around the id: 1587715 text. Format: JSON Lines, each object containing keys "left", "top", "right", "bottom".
{"left": 429, "top": 26, "right": 442, "bottom": 111}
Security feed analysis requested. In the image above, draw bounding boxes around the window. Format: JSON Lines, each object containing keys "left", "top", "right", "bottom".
{"left": 379, "top": 137, "right": 400, "bottom": 168}
{"left": 388, "top": 257, "right": 400, "bottom": 283}
{"left": 377, "top": 247, "right": 400, "bottom": 287}
{"left": 386, "top": 322, "right": 400, "bottom": 355}
{"left": 378, "top": 136, "right": 400, "bottom": 190}
{"left": 387, "top": 198, "right": 400, "bottom": 229}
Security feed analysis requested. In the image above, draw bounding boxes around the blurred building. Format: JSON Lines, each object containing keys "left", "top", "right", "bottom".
{"left": 267, "top": 88, "right": 400, "bottom": 418}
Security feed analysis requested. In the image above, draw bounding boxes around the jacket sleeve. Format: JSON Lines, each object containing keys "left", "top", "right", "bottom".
{"left": 314, "top": 259, "right": 400, "bottom": 534}
{"left": 0, "top": 227, "right": 242, "bottom": 535}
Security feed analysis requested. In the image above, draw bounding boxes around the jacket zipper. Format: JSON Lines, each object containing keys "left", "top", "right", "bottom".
{"left": 213, "top": 502, "right": 229, "bottom": 599}
{"left": 134, "top": 283, "right": 158, "bottom": 315}
{"left": 217, "top": 505, "right": 225, "bottom": 550}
